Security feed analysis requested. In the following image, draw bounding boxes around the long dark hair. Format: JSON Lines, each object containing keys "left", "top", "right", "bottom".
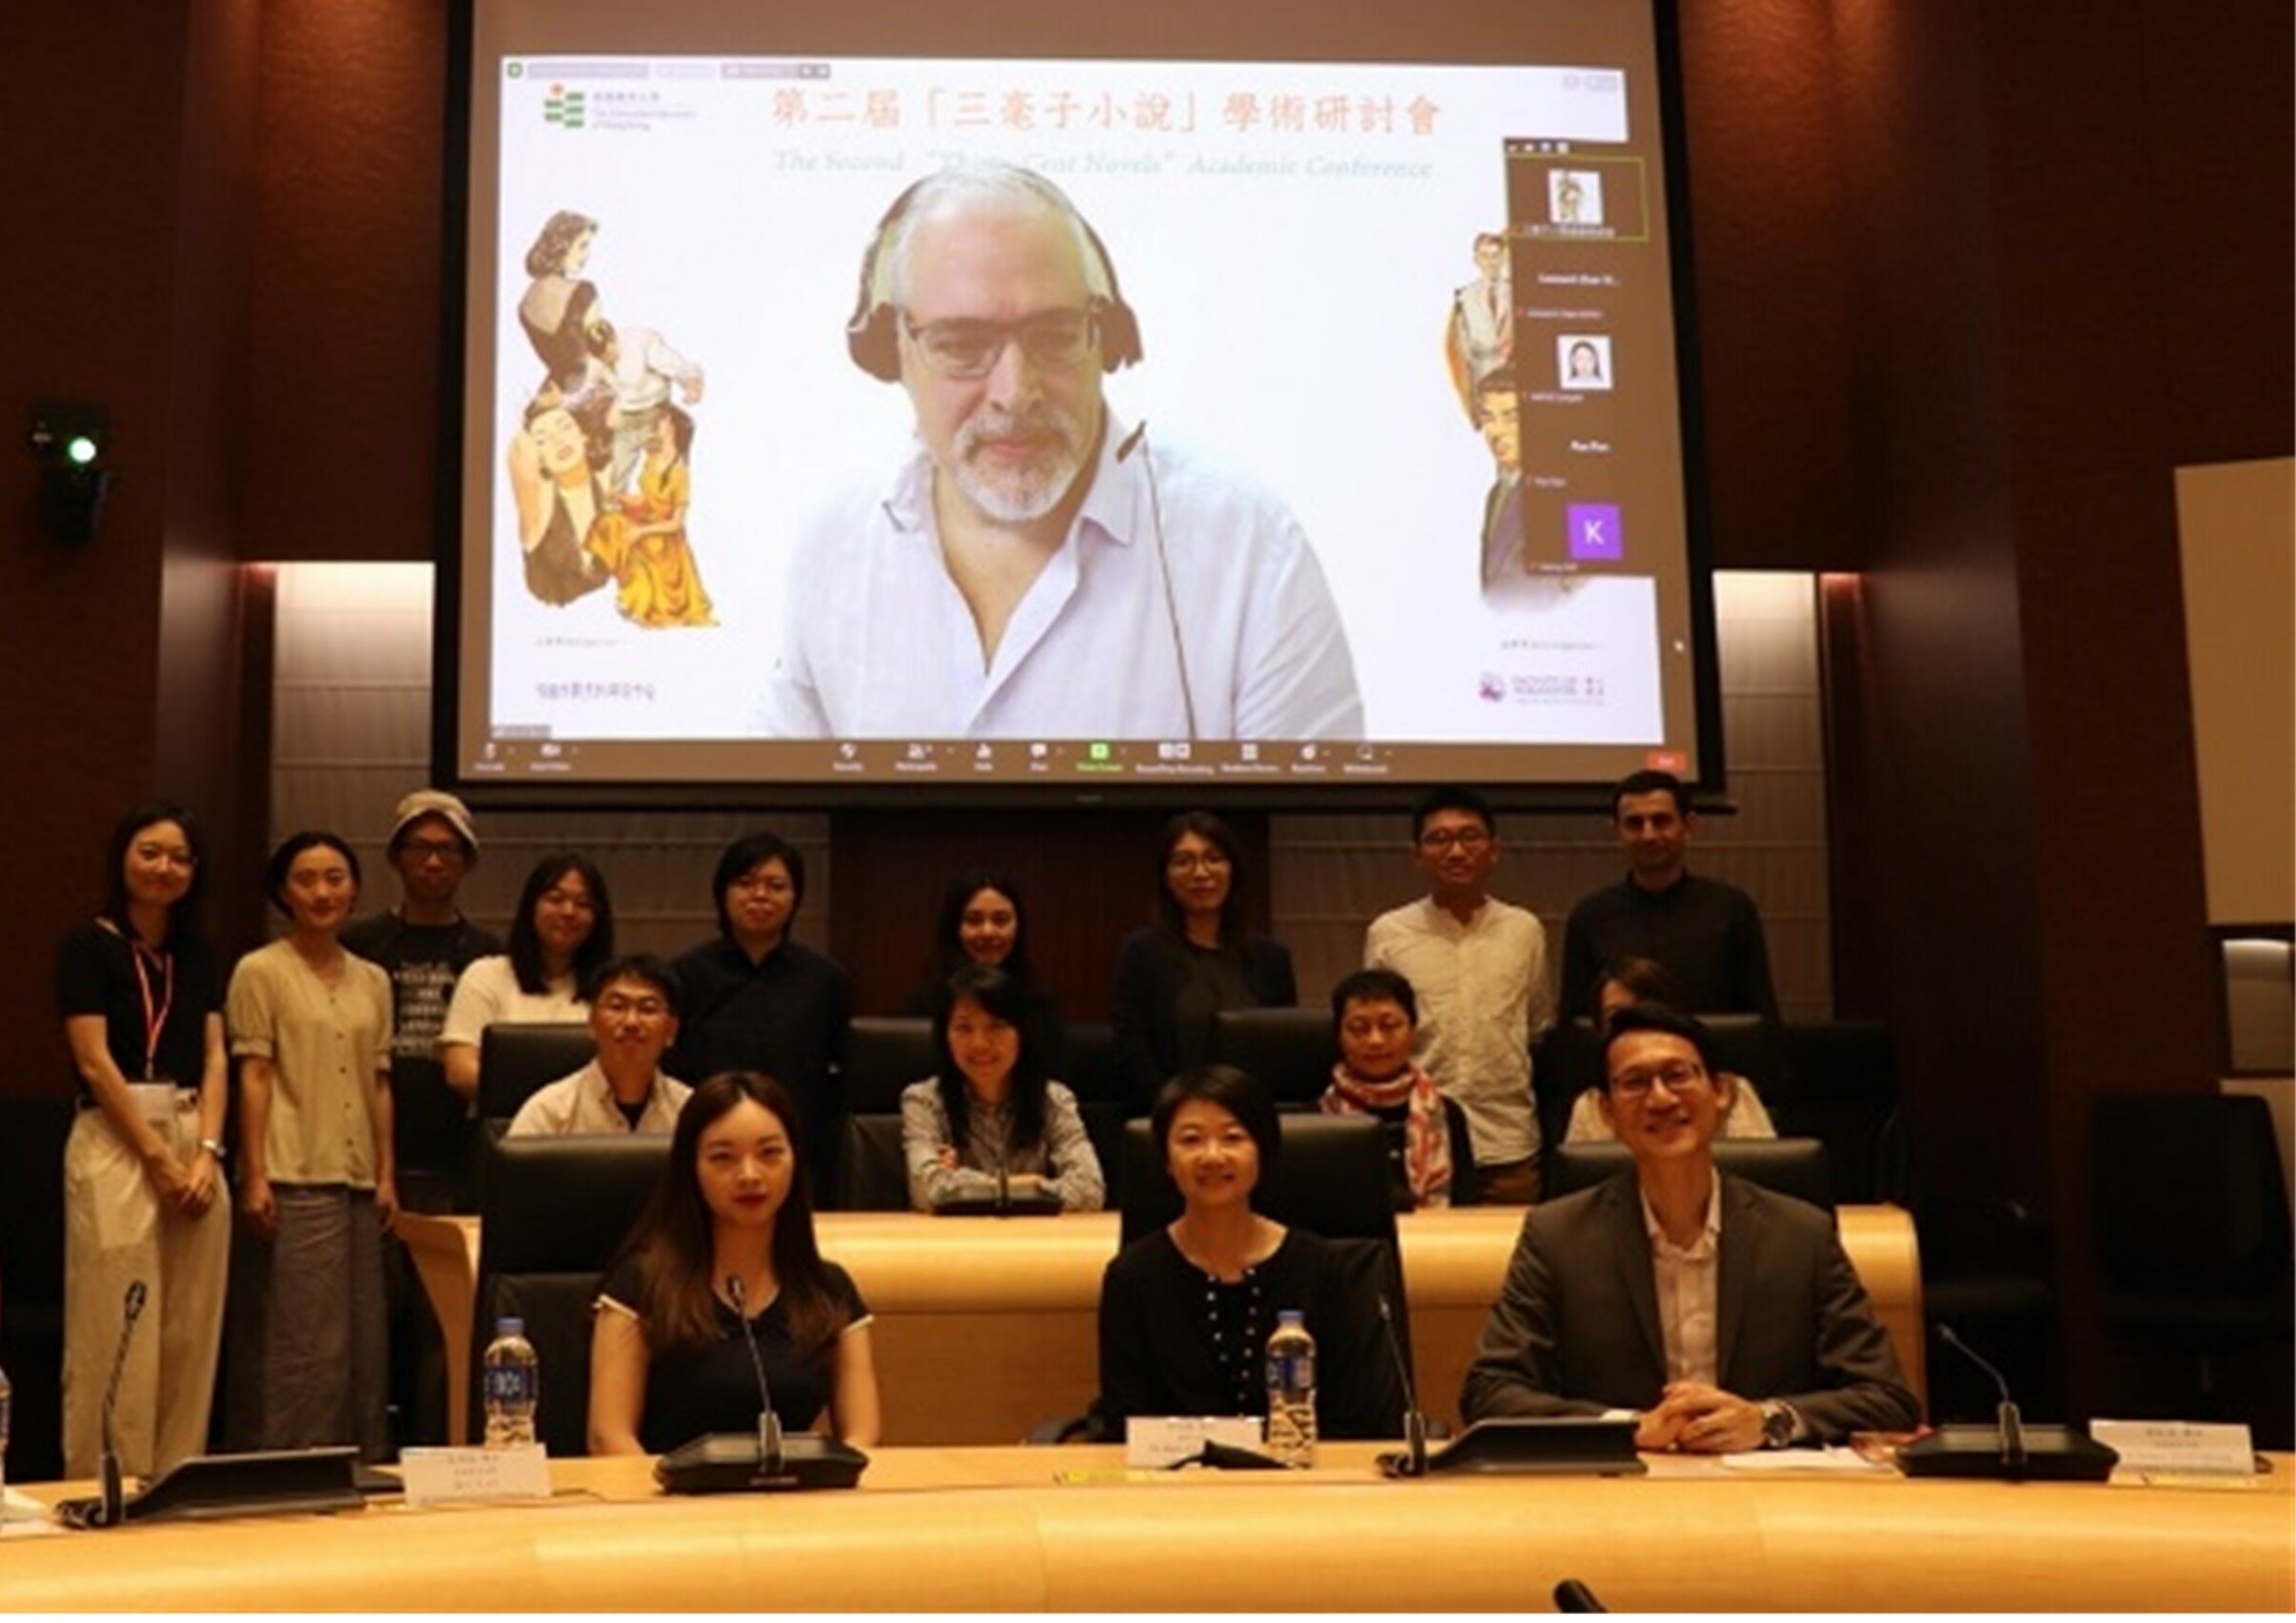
{"left": 615, "top": 1072, "right": 845, "bottom": 1356}
{"left": 931, "top": 963, "right": 1052, "bottom": 1156}
{"left": 101, "top": 801, "right": 208, "bottom": 946}
{"left": 1152, "top": 810, "right": 1247, "bottom": 947}
{"left": 933, "top": 868, "right": 1035, "bottom": 983}
{"left": 505, "top": 852, "right": 614, "bottom": 995}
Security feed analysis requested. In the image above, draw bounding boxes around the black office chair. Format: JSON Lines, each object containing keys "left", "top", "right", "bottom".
{"left": 1208, "top": 1008, "right": 1339, "bottom": 1107}
{"left": 843, "top": 1018, "right": 936, "bottom": 1115}
{"left": 476, "top": 1022, "right": 595, "bottom": 1127}
{"left": 840, "top": 1114, "right": 912, "bottom": 1212}
{"left": 1778, "top": 1021, "right": 1897, "bottom": 1198}
{"left": 1063, "top": 1021, "right": 1123, "bottom": 1107}
{"left": 2093, "top": 1094, "right": 2294, "bottom": 1415}
{"left": 1547, "top": 1138, "right": 1835, "bottom": 1210}
{"left": 470, "top": 1134, "right": 669, "bottom": 1454}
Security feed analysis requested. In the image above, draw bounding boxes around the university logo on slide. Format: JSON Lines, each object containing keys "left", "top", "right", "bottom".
{"left": 544, "top": 84, "right": 586, "bottom": 128}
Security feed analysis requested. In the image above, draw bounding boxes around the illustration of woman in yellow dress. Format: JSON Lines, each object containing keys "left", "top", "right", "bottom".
{"left": 585, "top": 406, "right": 716, "bottom": 629}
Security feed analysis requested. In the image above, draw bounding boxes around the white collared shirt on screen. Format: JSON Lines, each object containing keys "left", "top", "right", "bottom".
{"left": 756, "top": 419, "right": 1363, "bottom": 742}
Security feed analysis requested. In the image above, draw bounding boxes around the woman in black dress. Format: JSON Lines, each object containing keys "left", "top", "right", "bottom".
{"left": 1107, "top": 813, "right": 1296, "bottom": 1111}
{"left": 588, "top": 1072, "right": 880, "bottom": 1455}
{"left": 1094, "top": 1065, "right": 1405, "bottom": 1440}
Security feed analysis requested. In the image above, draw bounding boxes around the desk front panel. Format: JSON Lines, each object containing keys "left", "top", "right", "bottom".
{"left": 6, "top": 1449, "right": 2286, "bottom": 1613}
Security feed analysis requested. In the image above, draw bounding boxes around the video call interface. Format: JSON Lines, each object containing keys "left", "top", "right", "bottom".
{"left": 454, "top": 0, "right": 1711, "bottom": 792}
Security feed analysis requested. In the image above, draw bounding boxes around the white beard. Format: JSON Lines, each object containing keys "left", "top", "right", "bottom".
{"left": 947, "top": 403, "right": 1090, "bottom": 522}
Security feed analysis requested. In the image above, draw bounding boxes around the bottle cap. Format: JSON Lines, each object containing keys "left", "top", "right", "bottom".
{"left": 497, "top": 1316, "right": 525, "bottom": 1337}
{"left": 1277, "top": 1309, "right": 1305, "bottom": 1326}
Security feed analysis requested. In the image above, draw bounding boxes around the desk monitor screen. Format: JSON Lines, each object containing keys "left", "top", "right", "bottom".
{"left": 448, "top": 0, "right": 1717, "bottom": 801}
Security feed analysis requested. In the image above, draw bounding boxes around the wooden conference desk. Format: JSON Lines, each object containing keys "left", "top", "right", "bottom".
{"left": 399, "top": 1206, "right": 1926, "bottom": 1447}
{"left": 7, "top": 1447, "right": 2288, "bottom": 1612}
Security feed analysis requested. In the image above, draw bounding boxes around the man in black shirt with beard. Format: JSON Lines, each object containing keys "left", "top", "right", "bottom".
{"left": 1559, "top": 771, "right": 1783, "bottom": 1029}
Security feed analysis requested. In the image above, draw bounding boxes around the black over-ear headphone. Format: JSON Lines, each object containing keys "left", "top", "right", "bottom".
{"left": 843, "top": 165, "right": 1145, "bottom": 383}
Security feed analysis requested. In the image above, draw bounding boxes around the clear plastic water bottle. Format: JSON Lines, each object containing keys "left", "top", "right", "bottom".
{"left": 482, "top": 1317, "right": 539, "bottom": 1449}
{"left": 1264, "top": 1309, "right": 1317, "bottom": 1467}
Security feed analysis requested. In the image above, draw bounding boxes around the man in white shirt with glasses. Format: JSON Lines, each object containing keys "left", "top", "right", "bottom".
{"left": 761, "top": 161, "right": 1361, "bottom": 743}
{"left": 1365, "top": 784, "right": 1552, "bottom": 1203}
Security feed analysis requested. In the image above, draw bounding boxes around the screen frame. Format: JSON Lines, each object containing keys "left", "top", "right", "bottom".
{"left": 429, "top": 0, "right": 1725, "bottom": 816}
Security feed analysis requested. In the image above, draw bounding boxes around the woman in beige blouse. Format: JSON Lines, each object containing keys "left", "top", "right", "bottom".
{"left": 225, "top": 831, "right": 397, "bottom": 1458}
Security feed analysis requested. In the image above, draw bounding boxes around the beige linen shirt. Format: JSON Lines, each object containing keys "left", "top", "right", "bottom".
{"left": 505, "top": 1060, "right": 689, "bottom": 1138}
{"left": 226, "top": 938, "right": 392, "bottom": 1188}
{"left": 1364, "top": 896, "right": 1552, "bottom": 1164}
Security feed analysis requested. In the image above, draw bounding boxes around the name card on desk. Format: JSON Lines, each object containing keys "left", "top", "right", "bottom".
{"left": 1123, "top": 1416, "right": 1266, "bottom": 1469}
{"left": 2088, "top": 1420, "right": 2255, "bottom": 1478}
{"left": 401, "top": 1444, "right": 552, "bottom": 1507}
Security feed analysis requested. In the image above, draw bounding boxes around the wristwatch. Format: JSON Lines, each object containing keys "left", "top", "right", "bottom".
{"left": 199, "top": 1137, "right": 228, "bottom": 1161}
{"left": 1759, "top": 1399, "right": 1799, "bottom": 1450}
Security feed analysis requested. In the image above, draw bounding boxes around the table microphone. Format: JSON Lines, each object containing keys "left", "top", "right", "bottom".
{"left": 1899, "top": 1321, "right": 2116, "bottom": 1481}
{"left": 96, "top": 1280, "right": 149, "bottom": 1527}
{"left": 725, "top": 1275, "right": 784, "bottom": 1477}
{"left": 1376, "top": 1294, "right": 1430, "bottom": 1477}
{"left": 1937, "top": 1322, "right": 2025, "bottom": 1467}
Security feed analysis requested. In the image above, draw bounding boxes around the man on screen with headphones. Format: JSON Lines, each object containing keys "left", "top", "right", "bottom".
{"left": 758, "top": 161, "right": 1363, "bottom": 742}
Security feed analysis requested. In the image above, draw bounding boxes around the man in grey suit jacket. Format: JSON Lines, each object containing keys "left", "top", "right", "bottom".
{"left": 1461, "top": 1004, "right": 1918, "bottom": 1451}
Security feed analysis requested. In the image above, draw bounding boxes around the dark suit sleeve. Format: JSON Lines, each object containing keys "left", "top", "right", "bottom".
{"left": 1459, "top": 1209, "right": 1612, "bottom": 1421}
{"left": 1783, "top": 1227, "right": 1922, "bottom": 1439}
{"left": 1107, "top": 932, "right": 1171, "bottom": 1112}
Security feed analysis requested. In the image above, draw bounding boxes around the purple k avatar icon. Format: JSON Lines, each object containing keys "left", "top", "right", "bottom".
{"left": 1567, "top": 503, "right": 1623, "bottom": 562}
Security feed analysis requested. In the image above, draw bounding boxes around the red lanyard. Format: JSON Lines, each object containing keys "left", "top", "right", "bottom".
{"left": 129, "top": 941, "right": 175, "bottom": 1081}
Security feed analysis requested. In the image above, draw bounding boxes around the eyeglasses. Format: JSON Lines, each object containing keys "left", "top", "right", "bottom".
{"left": 400, "top": 840, "right": 465, "bottom": 862}
{"left": 1610, "top": 1061, "right": 1712, "bottom": 1100}
{"left": 1418, "top": 828, "right": 1493, "bottom": 853}
{"left": 596, "top": 996, "right": 670, "bottom": 1021}
{"left": 901, "top": 307, "right": 1100, "bottom": 380}
{"left": 1166, "top": 851, "right": 1233, "bottom": 874}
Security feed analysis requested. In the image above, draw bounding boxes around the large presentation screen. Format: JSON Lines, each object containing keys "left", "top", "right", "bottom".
{"left": 450, "top": 1, "right": 1714, "bottom": 795}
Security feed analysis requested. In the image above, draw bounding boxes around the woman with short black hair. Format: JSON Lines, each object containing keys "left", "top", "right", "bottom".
{"left": 1093, "top": 1066, "right": 1404, "bottom": 1440}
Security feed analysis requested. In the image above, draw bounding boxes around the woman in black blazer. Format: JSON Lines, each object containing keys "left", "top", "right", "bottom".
{"left": 1107, "top": 812, "right": 1296, "bottom": 1113}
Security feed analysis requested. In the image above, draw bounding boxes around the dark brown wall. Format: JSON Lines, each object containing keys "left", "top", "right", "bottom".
{"left": 241, "top": 0, "right": 449, "bottom": 565}
{"left": 0, "top": 5, "right": 192, "bottom": 1097}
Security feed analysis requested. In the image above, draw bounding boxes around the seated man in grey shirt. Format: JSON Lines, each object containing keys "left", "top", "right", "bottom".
{"left": 1462, "top": 1004, "right": 1917, "bottom": 1451}
{"left": 507, "top": 956, "right": 690, "bottom": 1138}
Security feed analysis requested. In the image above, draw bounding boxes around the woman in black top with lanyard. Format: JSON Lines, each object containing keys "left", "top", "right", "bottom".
{"left": 1095, "top": 1066, "right": 1405, "bottom": 1440}
{"left": 54, "top": 802, "right": 231, "bottom": 1479}
{"left": 1107, "top": 813, "right": 1296, "bottom": 1112}
{"left": 589, "top": 1072, "right": 881, "bottom": 1455}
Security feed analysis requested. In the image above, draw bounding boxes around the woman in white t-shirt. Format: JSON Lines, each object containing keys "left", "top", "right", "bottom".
{"left": 440, "top": 852, "right": 615, "bottom": 1100}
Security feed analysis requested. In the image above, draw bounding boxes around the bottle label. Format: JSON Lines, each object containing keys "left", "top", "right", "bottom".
{"left": 484, "top": 1364, "right": 537, "bottom": 1408}
{"left": 1266, "top": 1350, "right": 1316, "bottom": 1391}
